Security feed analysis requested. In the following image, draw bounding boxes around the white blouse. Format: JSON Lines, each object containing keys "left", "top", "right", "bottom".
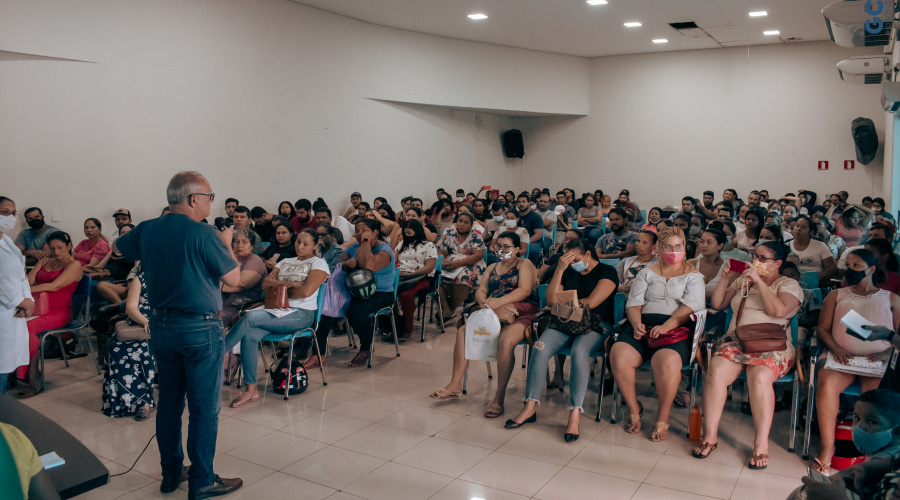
{"left": 394, "top": 241, "right": 438, "bottom": 276}
{"left": 626, "top": 266, "right": 706, "bottom": 315}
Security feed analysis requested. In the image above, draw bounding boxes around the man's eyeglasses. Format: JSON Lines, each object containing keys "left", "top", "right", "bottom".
{"left": 192, "top": 192, "right": 215, "bottom": 202}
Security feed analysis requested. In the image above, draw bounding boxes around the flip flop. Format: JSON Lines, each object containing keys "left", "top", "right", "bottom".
{"left": 430, "top": 388, "right": 461, "bottom": 400}
{"left": 691, "top": 441, "right": 718, "bottom": 459}
{"left": 650, "top": 421, "right": 669, "bottom": 442}
{"left": 674, "top": 391, "right": 690, "bottom": 408}
{"left": 229, "top": 392, "right": 259, "bottom": 408}
{"left": 749, "top": 453, "right": 769, "bottom": 470}
{"left": 484, "top": 404, "right": 504, "bottom": 418}
{"left": 809, "top": 457, "right": 831, "bottom": 476}
{"left": 348, "top": 351, "right": 370, "bottom": 368}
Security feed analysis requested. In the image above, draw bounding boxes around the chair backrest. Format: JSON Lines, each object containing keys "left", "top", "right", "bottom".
{"left": 313, "top": 281, "right": 327, "bottom": 325}
{"left": 538, "top": 284, "right": 548, "bottom": 308}
{"left": 391, "top": 267, "right": 401, "bottom": 300}
{"left": 571, "top": 220, "right": 578, "bottom": 229}
{"left": 434, "top": 255, "right": 443, "bottom": 287}
{"left": 598, "top": 258, "right": 620, "bottom": 268}
{"left": 613, "top": 292, "right": 626, "bottom": 324}
{"left": 810, "top": 288, "right": 824, "bottom": 305}
{"left": 799, "top": 271, "right": 818, "bottom": 289}
{"left": 640, "top": 209, "right": 647, "bottom": 222}
{"left": 72, "top": 274, "right": 92, "bottom": 324}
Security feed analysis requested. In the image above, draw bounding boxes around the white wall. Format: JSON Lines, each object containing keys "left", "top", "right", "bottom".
{"left": 517, "top": 41, "right": 887, "bottom": 208}
{"left": 0, "top": 0, "right": 588, "bottom": 239}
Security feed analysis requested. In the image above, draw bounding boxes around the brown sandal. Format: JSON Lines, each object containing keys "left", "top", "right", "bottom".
{"left": 623, "top": 401, "right": 644, "bottom": 434}
{"left": 691, "top": 441, "right": 717, "bottom": 459}
{"left": 650, "top": 421, "right": 669, "bottom": 442}
{"left": 229, "top": 391, "right": 259, "bottom": 408}
{"left": 430, "top": 388, "right": 461, "bottom": 400}
{"left": 349, "top": 351, "right": 370, "bottom": 368}
{"left": 484, "top": 404, "right": 504, "bottom": 418}
{"left": 749, "top": 453, "right": 769, "bottom": 470}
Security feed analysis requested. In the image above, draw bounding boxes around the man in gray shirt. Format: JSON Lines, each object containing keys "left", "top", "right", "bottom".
{"left": 14, "top": 207, "right": 60, "bottom": 265}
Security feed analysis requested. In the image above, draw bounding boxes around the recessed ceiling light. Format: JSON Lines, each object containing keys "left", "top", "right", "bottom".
{"left": 749, "top": 11, "right": 768, "bottom": 17}
{"left": 586, "top": 0, "right": 608, "bottom": 5}
{"left": 652, "top": 38, "right": 668, "bottom": 44}
{"left": 624, "top": 22, "right": 642, "bottom": 28}
{"left": 763, "top": 30, "right": 780, "bottom": 35}
{"left": 467, "top": 13, "right": 487, "bottom": 20}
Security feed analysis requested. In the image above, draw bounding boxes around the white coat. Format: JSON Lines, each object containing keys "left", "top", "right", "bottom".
{"left": 0, "top": 234, "right": 32, "bottom": 373}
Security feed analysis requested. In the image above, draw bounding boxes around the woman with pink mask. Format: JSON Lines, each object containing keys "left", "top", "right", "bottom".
{"left": 609, "top": 227, "right": 705, "bottom": 442}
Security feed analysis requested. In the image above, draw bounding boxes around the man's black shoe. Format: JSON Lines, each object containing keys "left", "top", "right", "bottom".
{"left": 160, "top": 466, "right": 189, "bottom": 493}
{"left": 188, "top": 475, "right": 243, "bottom": 500}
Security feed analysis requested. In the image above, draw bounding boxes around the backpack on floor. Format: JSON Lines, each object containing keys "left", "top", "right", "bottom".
{"left": 271, "top": 357, "right": 309, "bottom": 395}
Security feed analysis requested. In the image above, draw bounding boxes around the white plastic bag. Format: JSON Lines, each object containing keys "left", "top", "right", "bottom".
{"left": 464, "top": 308, "right": 502, "bottom": 361}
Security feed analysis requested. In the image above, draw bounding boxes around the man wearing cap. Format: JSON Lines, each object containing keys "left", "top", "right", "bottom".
{"left": 343, "top": 192, "right": 362, "bottom": 221}
{"left": 107, "top": 208, "right": 133, "bottom": 244}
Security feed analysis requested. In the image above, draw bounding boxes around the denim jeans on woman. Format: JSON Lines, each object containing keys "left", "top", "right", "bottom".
{"left": 525, "top": 325, "right": 609, "bottom": 411}
{"left": 224, "top": 308, "right": 315, "bottom": 384}
{"left": 148, "top": 312, "right": 224, "bottom": 491}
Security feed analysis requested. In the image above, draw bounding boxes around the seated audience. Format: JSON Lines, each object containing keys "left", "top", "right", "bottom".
{"left": 73, "top": 218, "right": 111, "bottom": 267}
{"left": 618, "top": 189, "right": 643, "bottom": 223}
{"left": 863, "top": 238, "right": 900, "bottom": 295}
{"left": 691, "top": 241, "right": 801, "bottom": 469}
{"left": 514, "top": 194, "right": 544, "bottom": 266}
{"left": 472, "top": 198, "right": 489, "bottom": 222}
{"left": 833, "top": 205, "right": 874, "bottom": 248}
{"left": 315, "top": 223, "right": 344, "bottom": 272}
{"left": 430, "top": 199, "right": 455, "bottom": 235}
{"left": 811, "top": 249, "right": 900, "bottom": 475}
{"left": 789, "top": 215, "right": 836, "bottom": 285}
{"left": 871, "top": 197, "right": 894, "bottom": 223}
{"left": 617, "top": 230, "right": 658, "bottom": 295}
{"left": 595, "top": 208, "right": 637, "bottom": 259}
{"left": 431, "top": 232, "right": 538, "bottom": 420}
{"left": 86, "top": 224, "right": 135, "bottom": 281}
{"left": 231, "top": 206, "right": 264, "bottom": 255}
{"left": 314, "top": 207, "right": 351, "bottom": 243}
{"left": 394, "top": 220, "right": 437, "bottom": 339}
{"left": 106, "top": 208, "right": 132, "bottom": 244}
{"left": 14, "top": 207, "right": 61, "bottom": 266}
{"left": 576, "top": 194, "right": 604, "bottom": 242}
{"left": 641, "top": 207, "right": 662, "bottom": 232}
{"left": 101, "top": 264, "right": 155, "bottom": 421}
{"left": 687, "top": 228, "right": 728, "bottom": 300}
{"left": 436, "top": 212, "right": 486, "bottom": 322}
{"left": 17, "top": 232, "right": 83, "bottom": 398}
{"left": 225, "top": 228, "right": 328, "bottom": 406}
{"left": 734, "top": 207, "right": 765, "bottom": 251}
{"left": 224, "top": 197, "right": 239, "bottom": 221}
{"left": 343, "top": 191, "right": 362, "bottom": 221}
{"left": 492, "top": 210, "right": 529, "bottom": 257}
{"left": 482, "top": 201, "right": 507, "bottom": 249}
{"left": 506, "top": 238, "right": 617, "bottom": 440}
{"left": 250, "top": 206, "right": 276, "bottom": 243}
{"left": 812, "top": 214, "right": 847, "bottom": 259}
{"left": 609, "top": 227, "right": 704, "bottom": 441}
{"left": 261, "top": 223, "right": 297, "bottom": 271}
{"left": 221, "top": 229, "right": 267, "bottom": 326}
{"left": 599, "top": 194, "right": 613, "bottom": 218}
{"left": 278, "top": 200, "right": 296, "bottom": 221}
{"left": 291, "top": 198, "right": 318, "bottom": 233}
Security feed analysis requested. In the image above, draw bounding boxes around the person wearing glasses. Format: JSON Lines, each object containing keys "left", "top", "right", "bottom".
{"left": 609, "top": 226, "right": 705, "bottom": 442}
{"left": 117, "top": 172, "right": 244, "bottom": 498}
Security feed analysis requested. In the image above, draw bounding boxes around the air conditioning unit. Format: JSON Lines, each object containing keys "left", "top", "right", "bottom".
{"left": 883, "top": 81, "right": 900, "bottom": 111}
{"left": 837, "top": 56, "right": 888, "bottom": 84}
{"left": 823, "top": 1, "right": 894, "bottom": 47}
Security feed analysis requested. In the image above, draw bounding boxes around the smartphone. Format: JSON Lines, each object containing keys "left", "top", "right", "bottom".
{"left": 482, "top": 185, "right": 491, "bottom": 190}
{"left": 490, "top": 189, "right": 500, "bottom": 198}
{"left": 728, "top": 259, "right": 748, "bottom": 273}
{"left": 807, "top": 465, "right": 830, "bottom": 483}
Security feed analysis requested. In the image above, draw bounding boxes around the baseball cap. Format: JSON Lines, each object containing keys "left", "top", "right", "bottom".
{"left": 113, "top": 208, "right": 131, "bottom": 218}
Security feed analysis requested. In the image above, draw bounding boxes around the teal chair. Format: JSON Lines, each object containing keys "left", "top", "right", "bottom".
{"left": 419, "top": 255, "right": 445, "bottom": 342}
{"left": 571, "top": 220, "right": 578, "bottom": 230}
{"left": 598, "top": 258, "right": 620, "bottom": 268}
{"left": 364, "top": 267, "right": 402, "bottom": 368}
{"left": 799, "top": 271, "right": 818, "bottom": 289}
{"left": 257, "top": 282, "right": 328, "bottom": 399}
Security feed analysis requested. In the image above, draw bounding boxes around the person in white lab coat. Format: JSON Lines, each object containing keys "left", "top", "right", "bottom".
{"left": 0, "top": 197, "right": 34, "bottom": 394}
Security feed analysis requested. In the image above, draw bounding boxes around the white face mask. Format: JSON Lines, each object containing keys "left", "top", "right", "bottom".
{"left": 493, "top": 215, "right": 504, "bottom": 223}
{"left": 504, "top": 220, "right": 517, "bottom": 229}
{"left": 497, "top": 250, "right": 513, "bottom": 261}
{"left": 456, "top": 196, "right": 464, "bottom": 202}
{"left": 530, "top": 204, "right": 537, "bottom": 212}
{"left": 0, "top": 214, "right": 15, "bottom": 233}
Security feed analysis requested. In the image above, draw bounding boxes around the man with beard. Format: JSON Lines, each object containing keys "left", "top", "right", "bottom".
{"left": 697, "top": 190, "right": 717, "bottom": 219}
{"left": 15, "top": 207, "right": 61, "bottom": 266}
{"left": 290, "top": 198, "right": 317, "bottom": 232}
{"left": 594, "top": 208, "right": 637, "bottom": 259}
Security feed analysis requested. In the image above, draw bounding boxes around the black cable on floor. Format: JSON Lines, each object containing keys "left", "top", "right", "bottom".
{"left": 108, "top": 434, "right": 156, "bottom": 478}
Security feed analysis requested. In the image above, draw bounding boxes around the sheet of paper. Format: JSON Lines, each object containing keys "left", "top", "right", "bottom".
{"left": 840, "top": 309, "right": 875, "bottom": 339}
{"left": 265, "top": 308, "right": 295, "bottom": 318}
{"left": 40, "top": 452, "right": 65, "bottom": 469}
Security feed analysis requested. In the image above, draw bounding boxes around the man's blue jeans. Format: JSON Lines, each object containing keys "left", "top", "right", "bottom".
{"left": 149, "top": 311, "right": 224, "bottom": 491}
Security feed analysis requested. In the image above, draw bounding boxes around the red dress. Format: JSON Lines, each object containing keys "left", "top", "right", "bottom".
{"left": 18, "top": 266, "right": 77, "bottom": 379}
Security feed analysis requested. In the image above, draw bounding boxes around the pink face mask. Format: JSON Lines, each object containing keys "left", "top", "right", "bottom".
{"left": 661, "top": 251, "right": 686, "bottom": 265}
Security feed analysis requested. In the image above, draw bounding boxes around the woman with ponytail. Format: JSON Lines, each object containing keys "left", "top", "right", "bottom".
{"left": 811, "top": 248, "right": 900, "bottom": 476}
{"left": 692, "top": 241, "right": 803, "bottom": 469}
{"left": 610, "top": 227, "right": 705, "bottom": 442}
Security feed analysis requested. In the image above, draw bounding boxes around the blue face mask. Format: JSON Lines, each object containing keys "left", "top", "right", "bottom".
{"left": 851, "top": 425, "right": 896, "bottom": 455}
{"left": 571, "top": 260, "right": 588, "bottom": 272}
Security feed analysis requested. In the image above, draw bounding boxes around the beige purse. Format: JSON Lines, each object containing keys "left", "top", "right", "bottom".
{"left": 114, "top": 320, "right": 151, "bottom": 342}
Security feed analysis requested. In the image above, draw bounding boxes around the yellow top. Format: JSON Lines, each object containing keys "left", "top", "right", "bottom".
{"left": 0, "top": 422, "right": 42, "bottom": 499}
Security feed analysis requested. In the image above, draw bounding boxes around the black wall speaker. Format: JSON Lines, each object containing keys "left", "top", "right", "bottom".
{"left": 502, "top": 129, "right": 524, "bottom": 158}
{"left": 851, "top": 117, "right": 878, "bottom": 165}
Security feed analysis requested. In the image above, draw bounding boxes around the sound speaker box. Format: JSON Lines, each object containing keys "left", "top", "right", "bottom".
{"left": 502, "top": 129, "right": 524, "bottom": 158}
{"left": 852, "top": 117, "right": 878, "bottom": 165}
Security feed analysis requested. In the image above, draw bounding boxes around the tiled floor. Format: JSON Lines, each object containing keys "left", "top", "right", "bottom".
{"left": 22, "top": 320, "right": 815, "bottom": 499}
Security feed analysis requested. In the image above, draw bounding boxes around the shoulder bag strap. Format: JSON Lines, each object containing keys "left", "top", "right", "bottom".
{"left": 735, "top": 282, "right": 751, "bottom": 328}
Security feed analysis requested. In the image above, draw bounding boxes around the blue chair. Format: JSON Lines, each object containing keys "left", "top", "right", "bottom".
{"left": 39, "top": 275, "right": 98, "bottom": 391}
{"left": 419, "top": 255, "right": 445, "bottom": 342}
{"left": 799, "top": 271, "right": 818, "bottom": 289}
{"left": 364, "top": 267, "right": 402, "bottom": 368}
{"left": 598, "top": 258, "right": 620, "bottom": 268}
{"left": 571, "top": 220, "right": 578, "bottom": 230}
{"left": 257, "top": 282, "right": 328, "bottom": 399}
{"left": 640, "top": 210, "right": 647, "bottom": 223}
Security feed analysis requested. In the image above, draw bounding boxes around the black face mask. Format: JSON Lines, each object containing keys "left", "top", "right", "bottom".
{"left": 403, "top": 235, "right": 416, "bottom": 245}
{"left": 844, "top": 268, "right": 870, "bottom": 286}
{"left": 27, "top": 219, "right": 45, "bottom": 230}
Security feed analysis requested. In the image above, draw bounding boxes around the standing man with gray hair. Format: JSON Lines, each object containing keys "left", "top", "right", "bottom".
{"left": 117, "top": 171, "right": 242, "bottom": 499}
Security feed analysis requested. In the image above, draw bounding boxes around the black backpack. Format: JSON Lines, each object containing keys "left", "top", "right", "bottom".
{"left": 271, "top": 357, "right": 309, "bottom": 395}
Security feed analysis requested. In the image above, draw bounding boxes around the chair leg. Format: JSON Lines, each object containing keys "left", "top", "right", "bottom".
{"left": 390, "top": 312, "right": 400, "bottom": 357}
{"left": 486, "top": 361, "right": 492, "bottom": 380}
{"left": 596, "top": 355, "right": 607, "bottom": 422}
{"left": 82, "top": 329, "right": 100, "bottom": 375}
{"left": 803, "top": 371, "right": 816, "bottom": 460}
{"left": 610, "top": 380, "right": 618, "bottom": 424}
{"left": 789, "top": 376, "right": 800, "bottom": 453}
{"left": 39, "top": 335, "right": 47, "bottom": 392}
{"left": 462, "top": 366, "right": 468, "bottom": 395}
{"left": 347, "top": 320, "right": 355, "bottom": 348}
{"left": 368, "top": 323, "right": 375, "bottom": 369}
{"left": 57, "top": 333, "right": 69, "bottom": 368}
{"left": 420, "top": 305, "right": 427, "bottom": 343}
{"left": 284, "top": 338, "right": 295, "bottom": 400}
{"left": 436, "top": 297, "right": 445, "bottom": 332}
{"left": 312, "top": 334, "right": 327, "bottom": 386}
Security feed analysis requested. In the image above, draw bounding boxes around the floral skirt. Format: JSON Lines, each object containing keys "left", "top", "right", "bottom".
{"left": 101, "top": 339, "right": 156, "bottom": 418}
{"left": 714, "top": 333, "right": 794, "bottom": 379}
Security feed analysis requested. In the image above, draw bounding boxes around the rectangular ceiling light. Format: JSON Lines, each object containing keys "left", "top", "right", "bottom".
{"left": 652, "top": 38, "right": 668, "bottom": 44}
{"left": 749, "top": 11, "right": 768, "bottom": 17}
{"left": 586, "top": 0, "right": 608, "bottom": 5}
{"left": 467, "top": 13, "right": 487, "bottom": 20}
{"left": 624, "top": 22, "right": 642, "bottom": 27}
{"left": 763, "top": 30, "right": 780, "bottom": 35}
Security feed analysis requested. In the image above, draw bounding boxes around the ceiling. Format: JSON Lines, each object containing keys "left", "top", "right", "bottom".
{"left": 290, "top": 0, "right": 841, "bottom": 58}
